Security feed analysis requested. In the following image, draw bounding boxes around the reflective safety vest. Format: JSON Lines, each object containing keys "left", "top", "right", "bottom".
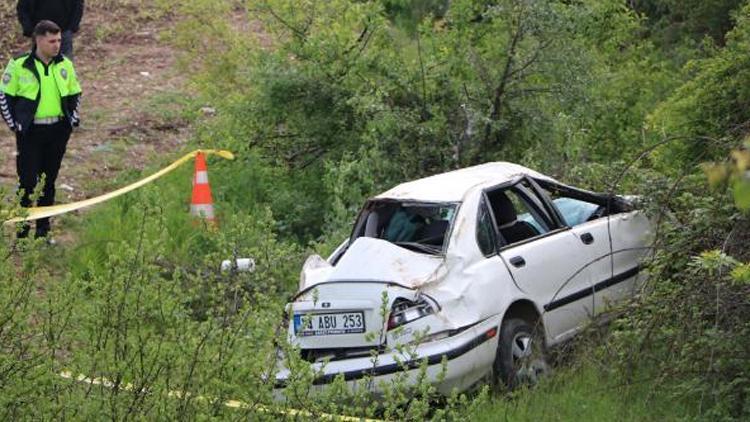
{"left": 0, "top": 49, "right": 81, "bottom": 133}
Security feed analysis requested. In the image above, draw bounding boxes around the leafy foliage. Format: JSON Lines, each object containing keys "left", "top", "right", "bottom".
{"left": 704, "top": 139, "right": 750, "bottom": 210}
{"left": 631, "top": 0, "right": 745, "bottom": 46}
{"left": 3, "top": 0, "right": 750, "bottom": 419}
{"left": 605, "top": 172, "right": 750, "bottom": 419}
{"left": 647, "top": 3, "right": 750, "bottom": 166}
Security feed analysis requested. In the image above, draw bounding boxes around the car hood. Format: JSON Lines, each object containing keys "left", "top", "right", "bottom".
{"left": 299, "top": 237, "right": 447, "bottom": 291}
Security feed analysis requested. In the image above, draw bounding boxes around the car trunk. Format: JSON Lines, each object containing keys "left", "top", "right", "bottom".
{"left": 288, "top": 281, "right": 416, "bottom": 362}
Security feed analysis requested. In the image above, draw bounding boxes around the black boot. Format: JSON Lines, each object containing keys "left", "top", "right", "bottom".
{"left": 35, "top": 218, "right": 50, "bottom": 239}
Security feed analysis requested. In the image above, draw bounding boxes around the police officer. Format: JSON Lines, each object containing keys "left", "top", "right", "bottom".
{"left": 17, "top": 0, "right": 84, "bottom": 59}
{"left": 0, "top": 20, "right": 82, "bottom": 240}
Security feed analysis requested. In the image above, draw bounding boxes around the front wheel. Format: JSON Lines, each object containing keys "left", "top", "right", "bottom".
{"left": 493, "top": 318, "right": 550, "bottom": 389}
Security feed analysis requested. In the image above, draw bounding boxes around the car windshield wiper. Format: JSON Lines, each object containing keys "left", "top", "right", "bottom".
{"left": 393, "top": 241, "right": 443, "bottom": 255}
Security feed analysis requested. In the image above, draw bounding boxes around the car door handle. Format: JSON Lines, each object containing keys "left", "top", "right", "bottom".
{"left": 580, "top": 232, "right": 594, "bottom": 245}
{"left": 509, "top": 256, "right": 526, "bottom": 268}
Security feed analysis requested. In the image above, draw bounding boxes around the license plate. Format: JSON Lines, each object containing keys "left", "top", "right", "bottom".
{"left": 293, "top": 312, "right": 366, "bottom": 336}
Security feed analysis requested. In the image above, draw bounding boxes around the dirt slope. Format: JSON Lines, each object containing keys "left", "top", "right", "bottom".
{"left": 0, "top": 1, "right": 190, "bottom": 202}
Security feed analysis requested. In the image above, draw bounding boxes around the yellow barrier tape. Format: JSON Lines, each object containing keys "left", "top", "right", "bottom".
{"left": 59, "top": 370, "right": 382, "bottom": 421}
{"left": 4, "top": 149, "right": 235, "bottom": 225}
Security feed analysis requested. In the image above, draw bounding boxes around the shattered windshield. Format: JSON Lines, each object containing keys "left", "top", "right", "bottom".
{"left": 353, "top": 201, "right": 457, "bottom": 255}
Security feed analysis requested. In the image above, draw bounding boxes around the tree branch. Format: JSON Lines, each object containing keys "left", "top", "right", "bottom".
{"left": 256, "top": 4, "right": 308, "bottom": 41}
{"left": 482, "top": 15, "right": 526, "bottom": 149}
{"left": 507, "top": 38, "right": 553, "bottom": 81}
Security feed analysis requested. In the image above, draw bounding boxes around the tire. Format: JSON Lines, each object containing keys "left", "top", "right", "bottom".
{"left": 493, "top": 318, "right": 550, "bottom": 389}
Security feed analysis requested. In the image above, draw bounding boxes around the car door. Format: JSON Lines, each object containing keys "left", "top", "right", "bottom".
{"left": 537, "top": 182, "right": 649, "bottom": 315}
{"left": 485, "top": 179, "right": 596, "bottom": 343}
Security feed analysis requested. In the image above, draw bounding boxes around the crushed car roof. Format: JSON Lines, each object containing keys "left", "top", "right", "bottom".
{"left": 375, "top": 162, "right": 554, "bottom": 202}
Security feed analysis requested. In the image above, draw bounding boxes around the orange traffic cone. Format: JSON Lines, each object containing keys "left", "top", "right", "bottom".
{"left": 190, "top": 152, "right": 216, "bottom": 224}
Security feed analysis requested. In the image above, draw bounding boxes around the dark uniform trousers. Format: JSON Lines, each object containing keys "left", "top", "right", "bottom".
{"left": 16, "top": 120, "right": 71, "bottom": 237}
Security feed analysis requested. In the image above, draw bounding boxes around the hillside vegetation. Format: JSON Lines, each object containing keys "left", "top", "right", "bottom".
{"left": 1, "top": 0, "right": 749, "bottom": 419}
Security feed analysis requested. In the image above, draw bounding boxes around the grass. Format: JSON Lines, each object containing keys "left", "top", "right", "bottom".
{"left": 470, "top": 363, "right": 699, "bottom": 421}
{"left": 65, "top": 161, "right": 202, "bottom": 274}
{"left": 145, "top": 90, "right": 200, "bottom": 125}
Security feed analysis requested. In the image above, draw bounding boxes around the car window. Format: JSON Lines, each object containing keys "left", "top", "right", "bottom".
{"left": 476, "top": 199, "right": 497, "bottom": 256}
{"left": 534, "top": 179, "right": 634, "bottom": 226}
{"left": 353, "top": 201, "right": 457, "bottom": 255}
{"left": 487, "top": 185, "right": 550, "bottom": 246}
{"left": 541, "top": 187, "right": 603, "bottom": 226}
{"left": 553, "top": 197, "right": 600, "bottom": 226}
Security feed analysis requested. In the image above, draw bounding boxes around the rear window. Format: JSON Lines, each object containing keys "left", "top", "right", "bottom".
{"left": 353, "top": 201, "right": 457, "bottom": 255}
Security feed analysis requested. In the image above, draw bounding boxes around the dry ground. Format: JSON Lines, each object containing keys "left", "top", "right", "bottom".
{"left": 0, "top": 2, "right": 192, "bottom": 203}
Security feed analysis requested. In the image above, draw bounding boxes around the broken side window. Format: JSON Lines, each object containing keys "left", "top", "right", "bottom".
{"left": 550, "top": 196, "right": 601, "bottom": 226}
{"left": 486, "top": 182, "right": 552, "bottom": 246}
{"left": 534, "top": 180, "right": 632, "bottom": 226}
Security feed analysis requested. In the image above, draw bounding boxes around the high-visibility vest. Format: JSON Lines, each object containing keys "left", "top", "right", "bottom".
{"left": 1, "top": 50, "right": 81, "bottom": 132}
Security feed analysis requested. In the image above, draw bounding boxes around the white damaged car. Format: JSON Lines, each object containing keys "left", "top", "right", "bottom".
{"left": 275, "top": 162, "right": 651, "bottom": 394}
